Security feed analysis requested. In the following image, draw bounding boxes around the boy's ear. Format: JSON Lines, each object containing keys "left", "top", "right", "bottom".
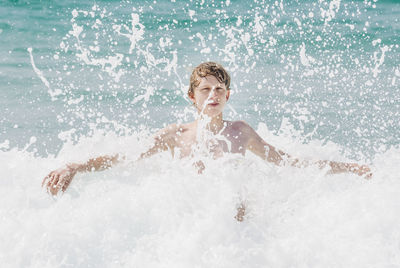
{"left": 188, "top": 92, "right": 195, "bottom": 103}
{"left": 226, "top": 90, "right": 230, "bottom": 101}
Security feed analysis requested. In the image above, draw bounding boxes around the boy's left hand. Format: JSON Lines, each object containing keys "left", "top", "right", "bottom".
{"left": 349, "top": 163, "right": 372, "bottom": 179}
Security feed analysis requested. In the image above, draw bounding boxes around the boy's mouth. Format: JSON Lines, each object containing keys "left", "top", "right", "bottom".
{"left": 205, "top": 99, "right": 219, "bottom": 106}
{"left": 207, "top": 102, "right": 219, "bottom": 107}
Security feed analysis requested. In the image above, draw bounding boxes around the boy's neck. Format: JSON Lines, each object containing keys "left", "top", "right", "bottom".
{"left": 197, "top": 113, "right": 225, "bottom": 134}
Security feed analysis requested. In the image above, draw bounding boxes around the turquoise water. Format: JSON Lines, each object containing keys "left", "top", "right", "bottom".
{"left": 1, "top": 0, "right": 399, "bottom": 158}
{"left": 1, "top": 1, "right": 400, "bottom": 267}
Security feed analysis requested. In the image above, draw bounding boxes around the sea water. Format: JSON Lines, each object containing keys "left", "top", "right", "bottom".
{"left": 1, "top": 0, "right": 400, "bottom": 267}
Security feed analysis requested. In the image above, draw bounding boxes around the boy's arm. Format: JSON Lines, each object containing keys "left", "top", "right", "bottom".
{"left": 69, "top": 154, "right": 121, "bottom": 172}
{"left": 246, "top": 132, "right": 288, "bottom": 166}
{"left": 244, "top": 123, "right": 372, "bottom": 178}
{"left": 316, "top": 160, "right": 372, "bottom": 178}
{"left": 42, "top": 125, "right": 178, "bottom": 195}
{"left": 139, "top": 125, "right": 177, "bottom": 159}
{"left": 42, "top": 154, "right": 121, "bottom": 195}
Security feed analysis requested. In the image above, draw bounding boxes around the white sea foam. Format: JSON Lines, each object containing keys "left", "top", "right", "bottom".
{"left": 114, "top": 13, "right": 145, "bottom": 54}
{"left": 371, "top": 45, "right": 390, "bottom": 78}
{"left": 321, "top": 0, "right": 341, "bottom": 24}
{"left": 299, "top": 43, "right": 316, "bottom": 67}
{"left": 1, "top": 127, "right": 399, "bottom": 267}
{"left": 27, "top": 48, "right": 48, "bottom": 88}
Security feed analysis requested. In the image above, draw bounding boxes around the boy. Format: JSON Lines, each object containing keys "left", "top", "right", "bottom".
{"left": 42, "top": 62, "right": 371, "bottom": 206}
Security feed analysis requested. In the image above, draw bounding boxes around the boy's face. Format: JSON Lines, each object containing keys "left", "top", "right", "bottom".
{"left": 189, "top": 75, "right": 230, "bottom": 117}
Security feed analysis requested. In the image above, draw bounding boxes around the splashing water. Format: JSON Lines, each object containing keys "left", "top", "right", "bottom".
{"left": 1, "top": 0, "right": 400, "bottom": 266}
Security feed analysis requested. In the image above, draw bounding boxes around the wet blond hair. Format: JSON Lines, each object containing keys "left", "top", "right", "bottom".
{"left": 188, "top": 62, "right": 231, "bottom": 97}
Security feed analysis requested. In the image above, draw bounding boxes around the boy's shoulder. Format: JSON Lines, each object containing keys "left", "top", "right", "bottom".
{"left": 157, "top": 122, "right": 194, "bottom": 137}
{"left": 226, "top": 120, "right": 253, "bottom": 132}
{"left": 224, "top": 120, "right": 261, "bottom": 141}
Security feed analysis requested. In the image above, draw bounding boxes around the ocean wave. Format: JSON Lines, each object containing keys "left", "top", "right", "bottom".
{"left": 1, "top": 130, "right": 399, "bottom": 267}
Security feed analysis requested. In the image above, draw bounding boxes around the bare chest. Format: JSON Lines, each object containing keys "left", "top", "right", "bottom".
{"left": 173, "top": 129, "right": 248, "bottom": 158}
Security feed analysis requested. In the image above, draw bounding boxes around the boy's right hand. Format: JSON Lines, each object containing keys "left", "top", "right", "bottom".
{"left": 42, "top": 165, "right": 78, "bottom": 195}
